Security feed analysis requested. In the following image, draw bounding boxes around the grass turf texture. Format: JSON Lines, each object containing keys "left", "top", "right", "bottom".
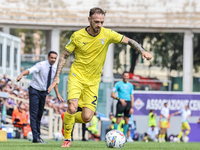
{"left": 0, "top": 139, "right": 200, "bottom": 150}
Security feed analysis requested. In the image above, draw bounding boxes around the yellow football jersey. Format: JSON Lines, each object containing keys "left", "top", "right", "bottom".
{"left": 65, "top": 27, "right": 124, "bottom": 85}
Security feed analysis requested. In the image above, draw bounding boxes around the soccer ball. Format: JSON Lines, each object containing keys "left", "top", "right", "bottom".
{"left": 183, "top": 136, "right": 189, "bottom": 143}
{"left": 105, "top": 130, "right": 126, "bottom": 148}
{"left": 27, "top": 131, "right": 33, "bottom": 141}
{"left": 173, "top": 137, "right": 178, "bottom": 142}
{"left": 53, "top": 132, "right": 62, "bottom": 141}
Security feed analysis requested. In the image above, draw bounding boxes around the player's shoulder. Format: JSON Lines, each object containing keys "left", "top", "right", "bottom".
{"left": 127, "top": 81, "right": 133, "bottom": 86}
{"left": 115, "top": 80, "right": 122, "bottom": 85}
{"left": 71, "top": 28, "right": 86, "bottom": 38}
{"left": 101, "top": 27, "right": 116, "bottom": 35}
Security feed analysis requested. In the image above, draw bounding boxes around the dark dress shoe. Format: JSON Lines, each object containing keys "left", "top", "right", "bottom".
{"left": 32, "top": 138, "right": 47, "bottom": 144}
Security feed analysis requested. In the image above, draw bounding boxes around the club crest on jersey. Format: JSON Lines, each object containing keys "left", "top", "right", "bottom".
{"left": 99, "top": 38, "right": 106, "bottom": 45}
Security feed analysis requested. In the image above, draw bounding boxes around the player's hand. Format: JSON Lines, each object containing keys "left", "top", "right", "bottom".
{"left": 16, "top": 74, "right": 23, "bottom": 82}
{"left": 141, "top": 51, "right": 152, "bottom": 60}
{"left": 120, "top": 99, "right": 127, "bottom": 107}
{"left": 129, "top": 108, "right": 134, "bottom": 114}
{"left": 57, "top": 95, "right": 64, "bottom": 102}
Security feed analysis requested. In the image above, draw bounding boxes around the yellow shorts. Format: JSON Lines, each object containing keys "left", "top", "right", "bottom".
{"left": 67, "top": 75, "right": 99, "bottom": 112}
{"left": 181, "top": 122, "right": 190, "bottom": 130}
{"left": 160, "top": 121, "right": 168, "bottom": 128}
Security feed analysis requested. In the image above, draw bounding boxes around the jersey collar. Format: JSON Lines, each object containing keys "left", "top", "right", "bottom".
{"left": 85, "top": 26, "right": 101, "bottom": 37}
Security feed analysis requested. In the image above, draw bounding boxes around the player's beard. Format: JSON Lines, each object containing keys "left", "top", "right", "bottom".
{"left": 91, "top": 24, "right": 100, "bottom": 34}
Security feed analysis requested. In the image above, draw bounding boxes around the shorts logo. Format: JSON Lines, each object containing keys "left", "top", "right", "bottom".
{"left": 99, "top": 38, "right": 106, "bottom": 45}
{"left": 134, "top": 98, "right": 144, "bottom": 110}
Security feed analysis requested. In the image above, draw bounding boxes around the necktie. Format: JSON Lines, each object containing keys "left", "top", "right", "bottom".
{"left": 47, "top": 66, "right": 52, "bottom": 91}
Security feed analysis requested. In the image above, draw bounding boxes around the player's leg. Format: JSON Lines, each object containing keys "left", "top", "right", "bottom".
{"left": 123, "top": 101, "right": 131, "bottom": 138}
{"left": 177, "top": 123, "right": 185, "bottom": 142}
{"left": 127, "top": 124, "right": 133, "bottom": 142}
{"left": 183, "top": 122, "right": 190, "bottom": 137}
{"left": 114, "top": 102, "right": 124, "bottom": 130}
{"left": 61, "top": 76, "right": 82, "bottom": 147}
{"left": 63, "top": 99, "right": 78, "bottom": 138}
{"left": 75, "top": 83, "right": 99, "bottom": 123}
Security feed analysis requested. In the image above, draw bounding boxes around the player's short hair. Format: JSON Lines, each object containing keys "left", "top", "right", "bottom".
{"left": 122, "top": 71, "right": 129, "bottom": 75}
{"left": 149, "top": 109, "right": 154, "bottom": 113}
{"left": 48, "top": 51, "right": 58, "bottom": 57}
{"left": 89, "top": 7, "right": 106, "bottom": 17}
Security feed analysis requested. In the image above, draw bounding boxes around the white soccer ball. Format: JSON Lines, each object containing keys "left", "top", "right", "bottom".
{"left": 183, "top": 136, "right": 189, "bottom": 143}
{"left": 105, "top": 130, "right": 126, "bottom": 148}
{"left": 173, "top": 137, "right": 178, "bottom": 142}
{"left": 27, "top": 131, "right": 33, "bottom": 141}
{"left": 53, "top": 132, "right": 62, "bottom": 140}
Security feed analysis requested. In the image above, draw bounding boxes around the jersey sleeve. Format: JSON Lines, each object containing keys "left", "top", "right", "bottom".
{"left": 65, "top": 32, "right": 76, "bottom": 53}
{"left": 188, "top": 110, "right": 191, "bottom": 115}
{"left": 112, "top": 82, "right": 119, "bottom": 92}
{"left": 130, "top": 84, "right": 134, "bottom": 95}
{"left": 109, "top": 29, "right": 124, "bottom": 44}
{"left": 178, "top": 109, "right": 183, "bottom": 114}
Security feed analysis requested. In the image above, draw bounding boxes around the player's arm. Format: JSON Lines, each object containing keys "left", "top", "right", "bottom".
{"left": 171, "top": 111, "right": 179, "bottom": 116}
{"left": 111, "top": 92, "right": 119, "bottom": 100}
{"left": 111, "top": 91, "right": 126, "bottom": 106}
{"left": 54, "top": 84, "right": 64, "bottom": 102}
{"left": 122, "top": 36, "right": 152, "bottom": 60}
{"left": 186, "top": 114, "right": 191, "bottom": 119}
{"left": 48, "top": 50, "right": 71, "bottom": 93}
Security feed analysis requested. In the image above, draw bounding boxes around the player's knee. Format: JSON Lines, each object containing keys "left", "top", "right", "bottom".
{"left": 82, "top": 115, "right": 93, "bottom": 123}
{"left": 67, "top": 104, "right": 77, "bottom": 114}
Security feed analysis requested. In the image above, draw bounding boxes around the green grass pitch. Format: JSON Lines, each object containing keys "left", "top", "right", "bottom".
{"left": 0, "top": 139, "right": 200, "bottom": 150}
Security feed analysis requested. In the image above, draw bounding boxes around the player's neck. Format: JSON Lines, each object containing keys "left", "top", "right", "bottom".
{"left": 87, "top": 26, "right": 100, "bottom": 36}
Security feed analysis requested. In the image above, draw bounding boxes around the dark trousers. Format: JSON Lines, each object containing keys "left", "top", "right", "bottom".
{"left": 29, "top": 86, "right": 47, "bottom": 140}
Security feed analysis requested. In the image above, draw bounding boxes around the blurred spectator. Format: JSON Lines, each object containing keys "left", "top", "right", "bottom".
{"left": 87, "top": 111, "right": 100, "bottom": 141}
{"left": 2, "top": 74, "right": 12, "bottom": 84}
{"left": 143, "top": 125, "right": 158, "bottom": 142}
{"left": 107, "top": 112, "right": 116, "bottom": 130}
{"left": 148, "top": 110, "right": 157, "bottom": 127}
{"left": 0, "top": 79, "right": 6, "bottom": 91}
{"left": 12, "top": 102, "right": 29, "bottom": 128}
{"left": 127, "top": 113, "right": 135, "bottom": 142}
{"left": 198, "top": 117, "right": 200, "bottom": 124}
{"left": 24, "top": 103, "right": 30, "bottom": 124}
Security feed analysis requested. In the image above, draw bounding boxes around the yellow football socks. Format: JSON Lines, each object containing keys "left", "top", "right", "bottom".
{"left": 162, "top": 134, "right": 165, "bottom": 138}
{"left": 184, "top": 130, "right": 190, "bottom": 137}
{"left": 177, "top": 131, "right": 183, "bottom": 139}
{"left": 63, "top": 111, "right": 75, "bottom": 139}
{"left": 75, "top": 111, "right": 86, "bottom": 123}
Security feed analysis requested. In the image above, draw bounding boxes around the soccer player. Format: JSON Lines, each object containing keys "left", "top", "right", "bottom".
{"left": 111, "top": 71, "right": 134, "bottom": 138}
{"left": 159, "top": 102, "right": 169, "bottom": 143}
{"left": 171, "top": 105, "right": 191, "bottom": 143}
{"left": 48, "top": 7, "right": 152, "bottom": 147}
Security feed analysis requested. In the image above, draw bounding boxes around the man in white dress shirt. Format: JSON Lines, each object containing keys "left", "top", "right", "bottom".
{"left": 159, "top": 102, "right": 169, "bottom": 143}
{"left": 17, "top": 51, "right": 60, "bottom": 143}
{"left": 171, "top": 105, "right": 191, "bottom": 143}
